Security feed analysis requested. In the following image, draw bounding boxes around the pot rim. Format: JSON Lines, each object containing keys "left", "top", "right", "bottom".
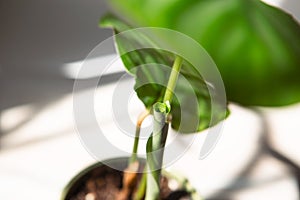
{"left": 60, "top": 157, "right": 131, "bottom": 200}
{"left": 60, "top": 157, "right": 196, "bottom": 200}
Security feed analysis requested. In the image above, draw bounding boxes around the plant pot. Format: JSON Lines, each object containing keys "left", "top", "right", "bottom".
{"left": 61, "top": 157, "right": 193, "bottom": 200}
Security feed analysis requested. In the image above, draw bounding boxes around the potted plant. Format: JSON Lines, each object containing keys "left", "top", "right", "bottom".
{"left": 62, "top": 0, "right": 300, "bottom": 199}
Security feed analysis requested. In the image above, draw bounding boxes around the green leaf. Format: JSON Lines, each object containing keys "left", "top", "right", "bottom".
{"left": 104, "top": 0, "right": 300, "bottom": 106}
{"left": 100, "top": 14, "right": 229, "bottom": 133}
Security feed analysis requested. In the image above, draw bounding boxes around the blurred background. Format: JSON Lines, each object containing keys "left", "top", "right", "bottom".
{"left": 0, "top": 0, "right": 300, "bottom": 199}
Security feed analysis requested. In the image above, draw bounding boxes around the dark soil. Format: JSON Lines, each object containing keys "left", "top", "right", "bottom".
{"left": 67, "top": 164, "right": 190, "bottom": 200}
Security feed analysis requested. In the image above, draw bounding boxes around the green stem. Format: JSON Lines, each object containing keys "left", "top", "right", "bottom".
{"left": 130, "top": 109, "right": 150, "bottom": 164}
{"left": 144, "top": 55, "right": 183, "bottom": 200}
{"left": 130, "top": 126, "right": 141, "bottom": 164}
{"left": 133, "top": 167, "right": 148, "bottom": 200}
{"left": 146, "top": 103, "right": 169, "bottom": 200}
{"left": 163, "top": 55, "right": 183, "bottom": 104}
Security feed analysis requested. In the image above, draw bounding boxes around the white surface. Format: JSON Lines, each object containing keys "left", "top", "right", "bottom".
{"left": 1, "top": 78, "right": 300, "bottom": 199}
{"left": 264, "top": 104, "right": 300, "bottom": 165}
{"left": 62, "top": 54, "right": 125, "bottom": 79}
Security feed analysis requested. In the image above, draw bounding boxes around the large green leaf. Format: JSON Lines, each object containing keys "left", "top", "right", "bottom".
{"left": 101, "top": 14, "right": 229, "bottom": 133}
{"left": 105, "top": 0, "right": 300, "bottom": 106}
